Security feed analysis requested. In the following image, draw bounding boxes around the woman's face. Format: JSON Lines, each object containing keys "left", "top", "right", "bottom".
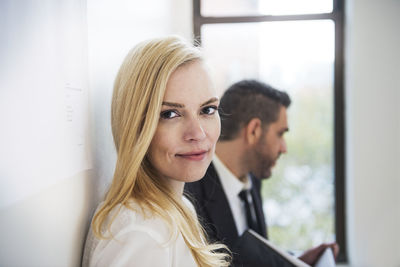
{"left": 148, "top": 60, "right": 220, "bottom": 194}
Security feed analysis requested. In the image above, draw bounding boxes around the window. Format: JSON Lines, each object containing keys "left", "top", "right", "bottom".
{"left": 193, "top": 0, "right": 346, "bottom": 261}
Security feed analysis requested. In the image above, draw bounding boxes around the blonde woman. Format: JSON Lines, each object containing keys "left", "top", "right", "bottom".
{"left": 82, "top": 36, "right": 230, "bottom": 267}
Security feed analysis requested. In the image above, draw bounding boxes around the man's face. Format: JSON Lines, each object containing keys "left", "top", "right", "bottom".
{"left": 251, "top": 106, "right": 288, "bottom": 179}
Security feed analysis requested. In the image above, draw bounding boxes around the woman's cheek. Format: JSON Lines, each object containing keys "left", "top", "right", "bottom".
{"left": 207, "top": 115, "right": 221, "bottom": 144}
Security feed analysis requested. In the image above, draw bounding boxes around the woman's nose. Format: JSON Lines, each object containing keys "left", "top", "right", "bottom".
{"left": 183, "top": 117, "right": 206, "bottom": 142}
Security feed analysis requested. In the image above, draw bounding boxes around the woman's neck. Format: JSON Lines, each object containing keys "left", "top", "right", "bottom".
{"left": 166, "top": 178, "right": 185, "bottom": 196}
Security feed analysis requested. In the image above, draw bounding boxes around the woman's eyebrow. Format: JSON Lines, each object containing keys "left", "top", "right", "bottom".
{"left": 162, "top": 97, "right": 219, "bottom": 108}
{"left": 201, "top": 97, "right": 219, "bottom": 107}
{"left": 162, "top": 102, "right": 184, "bottom": 108}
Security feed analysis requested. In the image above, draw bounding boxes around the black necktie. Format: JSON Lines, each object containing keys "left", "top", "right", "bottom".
{"left": 238, "top": 189, "right": 260, "bottom": 234}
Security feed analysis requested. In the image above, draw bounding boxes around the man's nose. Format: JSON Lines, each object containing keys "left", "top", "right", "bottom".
{"left": 281, "top": 139, "right": 287, "bottom": 153}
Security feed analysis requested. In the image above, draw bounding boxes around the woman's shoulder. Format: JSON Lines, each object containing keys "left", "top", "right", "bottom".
{"left": 83, "top": 202, "right": 174, "bottom": 267}
{"left": 83, "top": 199, "right": 198, "bottom": 267}
{"left": 95, "top": 197, "right": 194, "bottom": 239}
{"left": 106, "top": 200, "right": 173, "bottom": 244}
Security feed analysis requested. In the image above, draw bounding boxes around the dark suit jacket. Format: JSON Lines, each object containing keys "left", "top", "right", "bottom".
{"left": 184, "top": 162, "right": 269, "bottom": 265}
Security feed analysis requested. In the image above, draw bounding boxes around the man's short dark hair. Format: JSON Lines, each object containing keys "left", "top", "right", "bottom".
{"left": 219, "top": 79, "right": 291, "bottom": 141}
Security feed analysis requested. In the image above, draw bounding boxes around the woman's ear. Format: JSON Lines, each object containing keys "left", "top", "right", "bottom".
{"left": 244, "top": 118, "right": 262, "bottom": 145}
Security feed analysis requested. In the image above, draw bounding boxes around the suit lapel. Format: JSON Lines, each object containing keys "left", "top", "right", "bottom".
{"left": 202, "top": 163, "right": 239, "bottom": 248}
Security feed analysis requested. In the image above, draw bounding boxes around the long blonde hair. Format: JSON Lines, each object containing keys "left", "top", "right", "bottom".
{"left": 92, "top": 36, "right": 230, "bottom": 266}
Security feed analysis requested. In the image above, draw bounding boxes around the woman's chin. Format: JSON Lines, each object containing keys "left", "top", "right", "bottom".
{"left": 182, "top": 169, "right": 208, "bottom": 183}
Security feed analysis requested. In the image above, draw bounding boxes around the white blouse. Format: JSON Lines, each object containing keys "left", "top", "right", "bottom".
{"left": 82, "top": 198, "right": 197, "bottom": 267}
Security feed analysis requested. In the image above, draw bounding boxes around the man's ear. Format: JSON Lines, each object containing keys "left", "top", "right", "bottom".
{"left": 245, "top": 118, "right": 262, "bottom": 145}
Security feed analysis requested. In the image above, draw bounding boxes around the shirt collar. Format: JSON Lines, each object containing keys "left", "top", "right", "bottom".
{"left": 213, "top": 154, "right": 252, "bottom": 198}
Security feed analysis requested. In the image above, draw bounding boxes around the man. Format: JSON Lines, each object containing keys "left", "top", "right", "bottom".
{"left": 185, "top": 80, "right": 338, "bottom": 266}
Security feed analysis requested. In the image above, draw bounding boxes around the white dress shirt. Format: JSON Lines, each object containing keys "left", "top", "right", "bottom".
{"left": 82, "top": 197, "right": 197, "bottom": 267}
{"left": 213, "top": 155, "right": 252, "bottom": 236}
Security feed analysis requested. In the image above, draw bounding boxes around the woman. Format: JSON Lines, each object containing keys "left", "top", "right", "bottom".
{"left": 82, "top": 36, "right": 230, "bottom": 266}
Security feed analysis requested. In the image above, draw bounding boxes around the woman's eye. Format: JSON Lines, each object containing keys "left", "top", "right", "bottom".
{"left": 201, "top": 106, "right": 218, "bottom": 115}
{"left": 160, "top": 110, "right": 180, "bottom": 119}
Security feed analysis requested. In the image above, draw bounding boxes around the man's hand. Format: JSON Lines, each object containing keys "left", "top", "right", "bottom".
{"left": 298, "top": 242, "right": 339, "bottom": 266}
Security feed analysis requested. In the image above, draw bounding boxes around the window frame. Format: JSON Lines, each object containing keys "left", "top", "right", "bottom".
{"left": 192, "top": 0, "right": 347, "bottom": 262}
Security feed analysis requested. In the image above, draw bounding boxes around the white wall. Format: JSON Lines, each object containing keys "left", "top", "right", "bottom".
{"left": 345, "top": 0, "right": 400, "bottom": 266}
{"left": 0, "top": 171, "right": 94, "bottom": 266}
{"left": 0, "top": 1, "right": 93, "bottom": 266}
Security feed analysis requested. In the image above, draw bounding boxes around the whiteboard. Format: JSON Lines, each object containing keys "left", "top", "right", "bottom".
{"left": 0, "top": 0, "right": 91, "bottom": 209}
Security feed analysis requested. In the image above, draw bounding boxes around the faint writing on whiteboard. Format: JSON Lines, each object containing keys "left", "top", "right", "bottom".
{"left": 65, "top": 83, "right": 85, "bottom": 147}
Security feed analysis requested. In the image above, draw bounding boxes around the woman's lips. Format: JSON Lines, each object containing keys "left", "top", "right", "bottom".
{"left": 176, "top": 150, "right": 208, "bottom": 161}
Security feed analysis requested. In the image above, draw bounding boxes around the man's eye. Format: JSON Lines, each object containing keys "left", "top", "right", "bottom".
{"left": 278, "top": 131, "right": 286, "bottom": 137}
{"left": 160, "top": 110, "right": 179, "bottom": 119}
{"left": 201, "top": 106, "right": 218, "bottom": 115}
